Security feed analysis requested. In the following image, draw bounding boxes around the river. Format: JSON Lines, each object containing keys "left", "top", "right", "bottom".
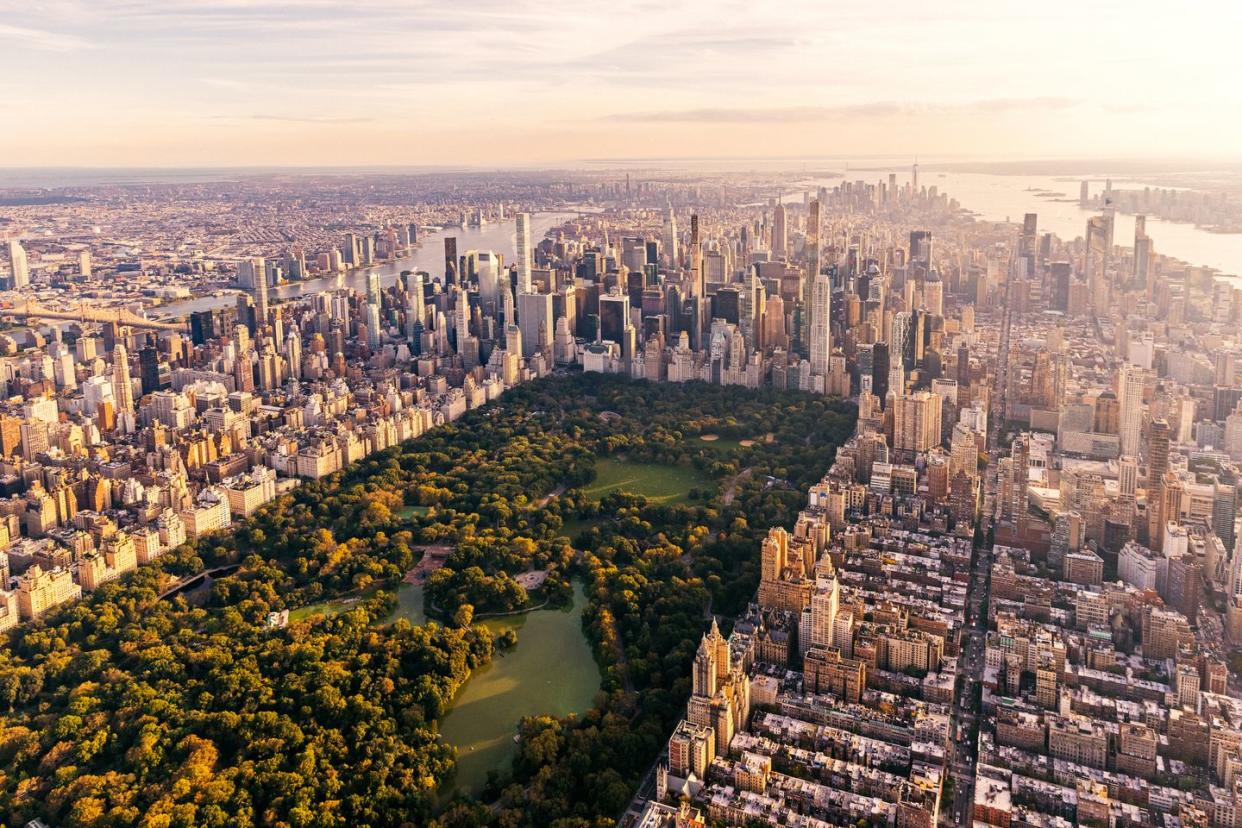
{"left": 792, "top": 161, "right": 1242, "bottom": 278}
{"left": 153, "top": 211, "right": 580, "bottom": 318}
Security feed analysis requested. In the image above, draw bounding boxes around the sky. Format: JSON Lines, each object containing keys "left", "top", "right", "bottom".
{"left": 0, "top": 0, "right": 1239, "bottom": 168}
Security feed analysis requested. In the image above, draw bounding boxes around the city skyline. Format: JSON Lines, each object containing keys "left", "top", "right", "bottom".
{"left": 1, "top": 0, "right": 1240, "bottom": 166}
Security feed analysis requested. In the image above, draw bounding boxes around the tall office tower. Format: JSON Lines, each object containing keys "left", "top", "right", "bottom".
{"left": 892, "top": 391, "right": 942, "bottom": 462}
{"left": 1079, "top": 180, "right": 1090, "bottom": 207}
{"left": 284, "top": 326, "right": 302, "bottom": 380}
{"left": 454, "top": 287, "right": 469, "bottom": 350}
{"left": 908, "top": 230, "right": 932, "bottom": 280}
{"left": 515, "top": 213, "right": 532, "bottom": 294}
{"left": 505, "top": 322, "right": 522, "bottom": 357}
{"left": 254, "top": 263, "right": 270, "bottom": 324}
{"left": 1085, "top": 214, "right": 1110, "bottom": 310}
{"left": 663, "top": 208, "right": 679, "bottom": 263}
{"left": 139, "top": 345, "right": 160, "bottom": 393}
{"left": 518, "top": 291, "right": 553, "bottom": 360}
{"left": 1020, "top": 214, "right": 1038, "bottom": 277}
{"left": 1133, "top": 215, "right": 1152, "bottom": 289}
{"left": 598, "top": 292, "right": 629, "bottom": 345}
{"left": 922, "top": 274, "right": 944, "bottom": 316}
{"left": 406, "top": 272, "right": 424, "bottom": 342}
{"left": 1102, "top": 204, "right": 1116, "bottom": 249}
{"left": 772, "top": 203, "right": 787, "bottom": 257}
{"left": 1007, "top": 434, "right": 1030, "bottom": 531}
{"left": 1146, "top": 418, "right": 1172, "bottom": 547}
{"left": 689, "top": 214, "right": 703, "bottom": 298}
{"left": 78, "top": 250, "right": 91, "bottom": 278}
{"left": 366, "top": 303, "right": 382, "bottom": 349}
{"left": 1118, "top": 455, "right": 1138, "bottom": 497}
{"left": 763, "top": 293, "right": 786, "bottom": 350}
{"left": 620, "top": 236, "right": 648, "bottom": 274}
{"left": 891, "top": 311, "right": 916, "bottom": 371}
{"left": 809, "top": 273, "right": 832, "bottom": 378}
{"left": 1118, "top": 365, "right": 1145, "bottom": 458}
{"left": 237, "top": 256, "right": 264, "bottom": 289}
{"left": 444, "top": 237, "right": 458, "bottom": 285}
{"left": 338, "top": 233, "right": 356, "bottom": 266}
{"left": 805, "top": 200, "right": 820, "bottom": 304}
{"left": 872, "top": 341, "right": 890, "bottom": 402}
{"left": 1148, "top": 418, "right": 1170, "bottom": 478}
{"left": 112, "top": 344, "right": 134, "bottom": 414}
{"left": 911, "top": 160, "right": 919, "bottom": 193}
{"left": 1213, "top": 484, "right": 1237, "bottom": 553}
{"left": 366, "top": 271, "right": 382, "bottom": 308}
{"left": 10, "top": 240, "right": 32, "bottom": 287}
{"left": 1133, "top": 235, "right": 1153, "bottom": 291}
{"left": 738, "top": 273, "right": 762, "bottom": 353}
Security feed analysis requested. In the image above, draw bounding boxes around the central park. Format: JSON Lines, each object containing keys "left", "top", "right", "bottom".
{"left": 0, "top": 374, "right": 855, "bottom": 828}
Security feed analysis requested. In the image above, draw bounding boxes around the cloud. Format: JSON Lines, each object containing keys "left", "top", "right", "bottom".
{"left": 0, "top": 22, "right": 89, "bottom": 51}
{"left": 209, "top": 114, "right": 375, "bottom": 124}
{"left": 602, "top": 97, "right": 1082, "bottom": 123}
{"left": 250, "top": 114, "right": 373, "bottom": 124}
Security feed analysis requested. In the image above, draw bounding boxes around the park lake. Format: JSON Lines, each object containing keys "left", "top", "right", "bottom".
{"left": 293, "top": 579, "right": 599, "bottom": 797}
{"left": 289, "top": 452, "right": 742, "bottom": 797}
{"left": 434, "top": 580, "right": 599, "bottom": 797}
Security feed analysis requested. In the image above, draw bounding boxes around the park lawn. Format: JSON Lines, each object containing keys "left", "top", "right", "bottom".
{"left": 398, "top": 504, "right": 430, "bottom": 520}
{"left": 288, "top": 598, "right": 357, "bottom": 622}
{"left": 583, "top": 457, "right": 711, "bottom": 505}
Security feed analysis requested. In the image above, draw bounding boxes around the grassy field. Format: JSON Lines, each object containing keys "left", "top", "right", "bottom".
{"left": 582, "top": 457, "right": 711, "bottom": 505}
{"left": 398, "top": 504, "right": 430, "bottom": 520}
{"left": 288, "top": 597, "right": 359, "bottom": 622}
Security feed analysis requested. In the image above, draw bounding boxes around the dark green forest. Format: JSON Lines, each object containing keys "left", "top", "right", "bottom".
{"left": 0, "top": 373, "right": 854, "bottom": 828}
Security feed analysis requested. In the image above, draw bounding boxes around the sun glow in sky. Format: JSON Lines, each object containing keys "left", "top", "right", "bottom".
{"left": 1, "top": 0, "right": 1239, "bottom": 166}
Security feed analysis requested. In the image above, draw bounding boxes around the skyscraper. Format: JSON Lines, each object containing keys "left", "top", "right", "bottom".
{"left": 598, "top": 292, "right": 629, "bottom": 346}
{"left": 1118, "top": 365, "right": 1144, "bottom": 458}
{"left": 8, "top": 240, "right": 29, "bottom": 288}
{"left": 1008, "top": 434, "right": 1030, "bottom": 531}
{"left": 139, "top": 345, "right": 161, "bottom": 394}
{"left": 444, "top": 237, "right": 458, "bottom": 285}
{"left": 1133, "top": 215, "right": 1152, "bottom": 289}
{"left": 112, "top": 344, "right": 134, "bottom": 415}
{"left": 516, "top": 213, "right": 532, "bottom": 294}
{"left": 1085, "top": 215, "right": 1110, "bottom": 311}
{"left": 406, "top": 271, "right": 424, "bottom": 343}
{"left": 454, "top": 286, "right": 469, "bottom": 350}
{"left": 253, "top": 259, "right": 270, "bottom": 324}
{"left": 809, "top": 273, "right": 832, "bottom": 378}
{"left": 806, "top": 200, "right": 820, "bottom": 302}
{"left": 909, "top": 230, "right": 932, "bottom": 280}
{"left": 772, "top": 204, "right": 787, "bottom": 257}
{"left": 1020, "top": 215, "right": 1038, "bottom": 277}
{"left": 663, "top": 208, "right": 679, "bottom": 264}
{"left": 689, "top": 214, "right": 703, "bottom": 298}
{"left": 893, "top": 391, "right": 943, "bottom": 462}
{"left": 518, "top": 291, "right": 553, "bottom": 360}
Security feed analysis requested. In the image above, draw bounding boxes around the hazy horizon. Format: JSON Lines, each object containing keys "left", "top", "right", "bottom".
{"left": 2, "top": 0, "right": 1239, "bottom": 167}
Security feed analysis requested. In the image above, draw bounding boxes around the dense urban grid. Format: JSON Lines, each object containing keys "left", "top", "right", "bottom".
{"left": 3, "top": 162, "right": 1242, "bottom": 828}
